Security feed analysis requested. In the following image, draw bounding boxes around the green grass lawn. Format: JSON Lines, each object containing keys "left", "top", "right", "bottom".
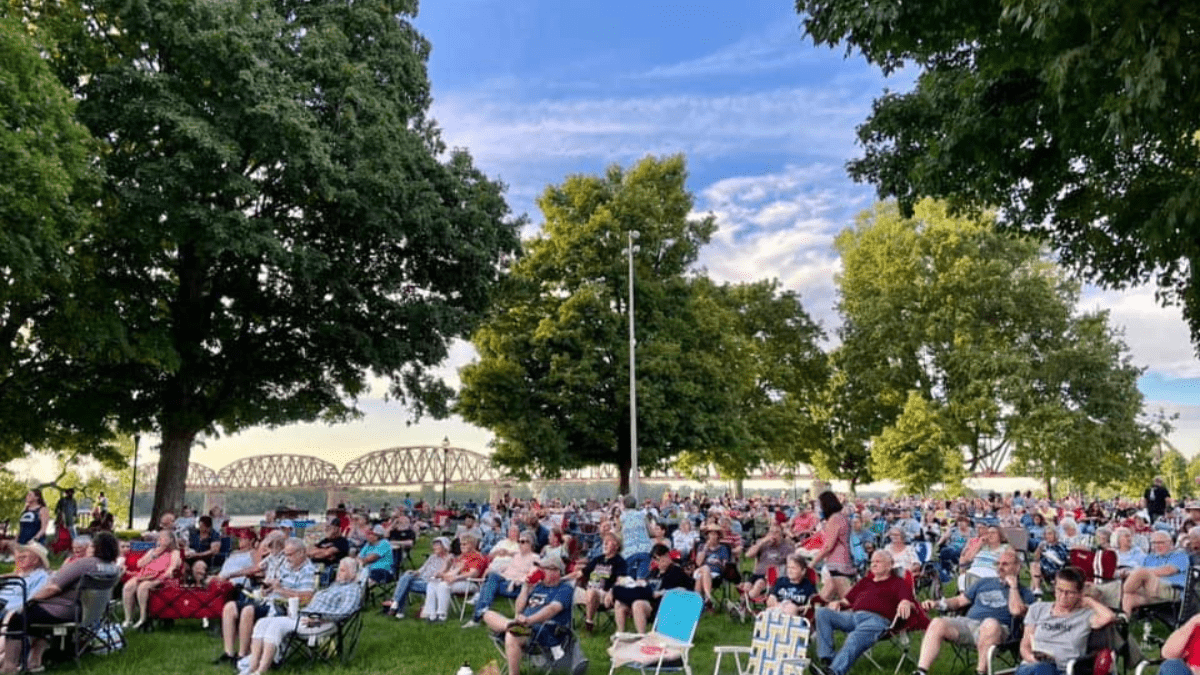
{"left": 36, "top": 588, "right": 957, "bottom": 675}
{"left": 25, "top": 542, "right": 1149, "bottom": 675}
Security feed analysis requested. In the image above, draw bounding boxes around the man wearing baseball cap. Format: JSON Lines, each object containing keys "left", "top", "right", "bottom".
{"left": 482, "top": 553, "right": 574, "bottom": 675}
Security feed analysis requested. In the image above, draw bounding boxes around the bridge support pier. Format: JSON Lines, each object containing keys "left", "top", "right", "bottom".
{"left": 326, "top": 488, "right": 351, "bottom": 514}
{"left": 202, "top": 491, "right": 226, "bottom": 517}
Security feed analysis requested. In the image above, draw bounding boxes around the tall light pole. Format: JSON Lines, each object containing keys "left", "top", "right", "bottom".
{"left": 441, "top": 436, "right": 450, "bottom": 507}
{"left": 128, "top": 434, "right": 140, "bottom": 530}
{"left": 628, "top": 230, "right": 639, "bottom": 501}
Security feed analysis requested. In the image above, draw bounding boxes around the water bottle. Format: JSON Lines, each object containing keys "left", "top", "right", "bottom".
{"left": 456, "top": 662, "right": 473, "bottom": 675}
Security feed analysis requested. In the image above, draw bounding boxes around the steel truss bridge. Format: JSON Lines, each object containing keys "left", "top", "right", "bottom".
{"left": 138, "top": 445, "right": 814, "bottom": 492}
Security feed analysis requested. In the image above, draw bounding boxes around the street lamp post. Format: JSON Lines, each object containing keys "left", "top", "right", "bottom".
{"left": 441, "top": 436, "right": 450, "bottom": 507}
{"left": 628, "top": 230, "right": 639, "bottom": 501}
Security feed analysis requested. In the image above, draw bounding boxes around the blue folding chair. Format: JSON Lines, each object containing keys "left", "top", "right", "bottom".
{"left": 607, "top": 589, "right": 703, "bottom": 675}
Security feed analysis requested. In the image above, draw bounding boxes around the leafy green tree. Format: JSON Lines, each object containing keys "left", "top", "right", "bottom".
{"left": 809, "top": 363, "right": 877, "bottom": 494}
{"left": 23, "top": 0, "right": 519, "bottom": 524}
{"left": 830, "top": 200, "right": 1157, "bottom": 497}
{"left": 1158, "top": 447, "right": 1192, "bottom": 501}
{"left": 0, "top": 15, "right": 119, "bottom": 462}
{"left": 457, "top": 156, "right": 827, "bottom": 494}
{"left": 797, "top": 0, "right": 1200, "bottom": 349}
{"left": 871, "top": 391, "right": 967, "bottom": 495}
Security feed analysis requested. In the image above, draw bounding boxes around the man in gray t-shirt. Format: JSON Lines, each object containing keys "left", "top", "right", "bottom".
{"left": 1017, "top": 567, "right": 1114, "bottom": 675}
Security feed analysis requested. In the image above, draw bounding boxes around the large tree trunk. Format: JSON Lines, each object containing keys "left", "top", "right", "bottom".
{"left": 151, "top": 425, "right": 197, "bottom": 528}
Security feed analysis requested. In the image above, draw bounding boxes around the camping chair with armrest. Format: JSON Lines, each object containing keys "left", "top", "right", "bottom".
{"left": 490, "top": 620, "right": 587, "bottom": 675}
{"left": 1134, "top": 562, "right": 1200, "bottom": 658}
{"left": 608, "top": 589, "right": 703, "bottom": 675}
{"left": 30, "top": 568, "right": 121, "bottom": 668}
{"left": 711, "top": 611, "right": 810, "bottom": 675}
{"left": 863, "top": 571, "right": 930, "bottom": 675}
{"left": 1064, "top": 620, "right": 1127, "bottom": 675}
{"left": 0, "top": 578, "right": 29, "bottom": 672}
{"left": 278, "top": 570, "right": 367, "bottom": 667}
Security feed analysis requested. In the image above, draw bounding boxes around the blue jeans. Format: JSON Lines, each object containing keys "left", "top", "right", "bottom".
{"left": 1015, "top": 662, "right": 1060, "bottom": 675}
{"left": 625, "top": 553, "right": 651, "bottom": 580}
{"left": 1159, "top": 659, "right": 1193, "bottom": 675}
{"left": 472, "top": 571, "right": 521, "bottom": 620}
{"left": 390, "top": 572, "right": 427, "bottom": 612}
{"left": 815, "top": 608, "right": 890, "bottom": 675}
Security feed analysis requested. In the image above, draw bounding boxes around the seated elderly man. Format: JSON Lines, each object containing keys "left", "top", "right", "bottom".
{"left": 1120, "top": 530, "right": 1190, "bottom": 616}
{"left": 215, "top": 537, "right": 316, "bottom": 666}
{"left": 236, "top": 557, "right": 362, "bottom": 675}
{"left": 916, "top": 549, "right": 1034, "bottom": 675}
{"left": 812, "top": 550, "right": 918, "bottom": 675}
{"left": 482, "top": 554, "right": 575, "bottom": 675}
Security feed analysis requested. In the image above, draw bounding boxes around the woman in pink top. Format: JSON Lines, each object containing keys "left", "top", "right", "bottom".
{"left": 121, "top": 530, "right": 182, "bottom": 628}
{"left": 810, "top": 491, "right": 856, "bottom": 602}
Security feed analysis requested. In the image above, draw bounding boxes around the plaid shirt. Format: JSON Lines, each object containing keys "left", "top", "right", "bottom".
{"left": 304, "top": 579, "right": 362, "bottom": 620}
{"left": 269, "top": 558, "right": 317, "bottom": 601}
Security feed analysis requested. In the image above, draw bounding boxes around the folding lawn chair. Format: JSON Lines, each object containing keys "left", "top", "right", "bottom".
{"left": 608, "top": 589, "right": 703, "bottom": 675}
{"left": 712, "top": 611, "right": 810, "bottom": 675}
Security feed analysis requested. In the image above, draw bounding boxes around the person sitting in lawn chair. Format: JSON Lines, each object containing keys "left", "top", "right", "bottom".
{"left": 236, "top": 557, "right": 362, "bottom": 675}
{"left": 812, "top": 550, "right": 920, "bottom": 675}
{"left": 1016, "top": 566, "right": 1114, "bottom": 675}
{"left": 916, "top": 549, "right": 1035, "bottom": 675}
{"left": 483, "top": 553, "right": 575, "bottom": 675}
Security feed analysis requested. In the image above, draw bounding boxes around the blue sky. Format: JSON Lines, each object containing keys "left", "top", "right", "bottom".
{"left": 78, "top": 0, "right": 1200, "bottom": 476}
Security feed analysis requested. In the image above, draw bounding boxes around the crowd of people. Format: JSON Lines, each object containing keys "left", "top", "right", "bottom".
{"left": 5, "top": 480, "right": 1200, "bottom": 674}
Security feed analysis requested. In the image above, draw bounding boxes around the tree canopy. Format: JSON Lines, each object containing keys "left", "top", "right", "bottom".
{"left": 797, "top": 0, "right": 1200, "bottom": 350}
{"left": 823, "top": 200, "right": 1158, "bottom": 496}
{"left": 456, "top": 155, "right": 827, "bottom": 494}
{"left": 0, "top": 15, "right": 120, "bottom": 463}
{"left": 15, "top": 0, "right": 520, "bottom": 523}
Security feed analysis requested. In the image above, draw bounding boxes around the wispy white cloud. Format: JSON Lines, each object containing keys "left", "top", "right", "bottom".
{"left": 433, "top": 86, "right": 872, "bottom": 170}
{"left": 635, "top": 22, "right": 823, "bottom": 80}
{"left": 1082, "top": 285, "right": 1200, "bottom": 379}
{"left": 692, "top": 164, "right": 873, "bottom": 339}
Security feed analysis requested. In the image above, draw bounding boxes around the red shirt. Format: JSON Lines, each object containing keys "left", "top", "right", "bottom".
{"left": 456, "top": 550, "right": 489, "bottom": 578}
{"left": 844, "top": 572, "right": 916, "bottom": 621}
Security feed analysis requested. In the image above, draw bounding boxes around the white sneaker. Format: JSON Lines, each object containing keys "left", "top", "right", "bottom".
{"left": 202, "top": 617, "right": 210, "bottom": 629}
{"left": 462, "top": 619, "right": 480, "bottom": 628}
{"left": 237, "top": 655, "right": 253, "bottom": 675}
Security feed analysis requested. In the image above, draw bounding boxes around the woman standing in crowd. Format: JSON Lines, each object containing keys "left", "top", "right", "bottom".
{"left": 809, "top": 491, "right": 855, "bottom": 602}
{"left": 16, "top": 490, "right": 49, "bottom": 546}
